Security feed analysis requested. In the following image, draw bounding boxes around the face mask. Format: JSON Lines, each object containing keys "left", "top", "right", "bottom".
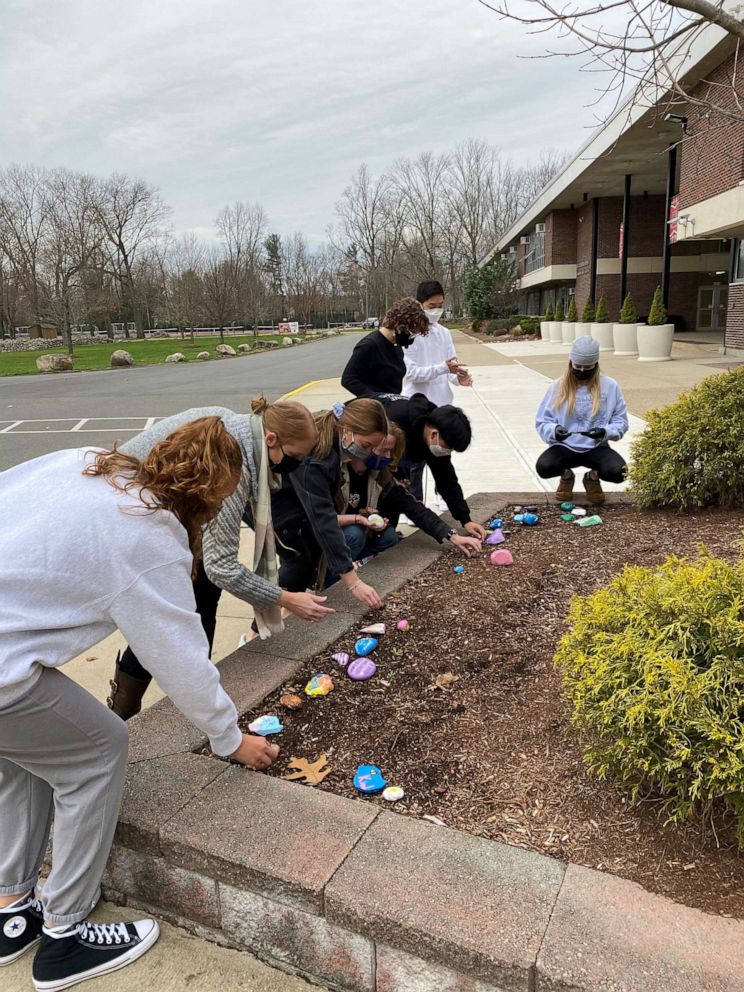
{"left": 365, "top": 453, "right": 392, "bottom": 471}
{"left": 571, "top": 365, "right": 597, "bottom": 382}
{"left": 425, "top": 307, "right": 444, "bottom": 324}
{"left": 428, "top": 443, "right": 450, "bottom": 458}
{"left": 395, "top": 330, "right": 415, "bottom": 348}
{"left": 342, "top": 432, "right": 373, "bottom": 462}
{"left": 270, "top": 452, "right": 302, "bottom": 474}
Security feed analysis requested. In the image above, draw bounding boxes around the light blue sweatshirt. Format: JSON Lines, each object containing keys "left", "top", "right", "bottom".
{"left": 535, "top": 374, "right": 629, "bottom": 452}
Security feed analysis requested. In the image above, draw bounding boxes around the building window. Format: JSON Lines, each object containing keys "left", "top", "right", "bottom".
{"left": 524, "top": 231, "right": 545, "bottom": 274}
{"left": 732, "top": 239, "right": 744, "bottom": 282}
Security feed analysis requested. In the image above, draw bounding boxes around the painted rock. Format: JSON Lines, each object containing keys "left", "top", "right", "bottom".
{"left": 490, "top": 549, "right": 514, "bottom": 566}
{"left": 522, "top": 512, "right": 539, "bottom": 526}
{"left": 486, "top": 529, "right": 505, "bottom": 545}
{"left": 571, "top": 507, "right": 587, "bottom": 517}
{"left": 279, "top": 694, "right": 303, "bottom": 710}
{"left": 513, "top": 505, "right": 523, "bottom": 512}
{"left": 560, "top": 501, "right": 575, "bottom": 511}
{"left": 331, "top": 652, "right": 350, "bottom": 667}
{"left": 513, "top": 513, "right": 524, "bottom": 523}
{"left": 382, "top": 786, "right": 405, "bottom": 802}
{"left": 305, "top": 673, "right": 334, "bottom": 696}
{"left": 577, "top": 514, "right": 603, "bottom": 527}
{"left": 360, "top": 622, "right": 386, "bottom": 635}
{"left": 354, "top": 637, "right": 378, "bottom": 656}
{"left": 248, "top": 715, "right": 283, "bottom": 736}
{"left": 488, "top": 518, "right": 503, "bottom": 530}
{"left": 347, "top": 657, "right": 377, "bottom": 681}
{"left": 353, "top": 764, "right": 387, "bottom": 794}
{"left": 367, "top": 513, "right": 385, "bottom": 530}
{"left": 560, "top": 513, "right": 575, "bottom": 522}
{"left": 453, "top": 565, "right": 465, "bottom": 574}
{"left": 396, "top": 619, "right": 410, "bottom": 632}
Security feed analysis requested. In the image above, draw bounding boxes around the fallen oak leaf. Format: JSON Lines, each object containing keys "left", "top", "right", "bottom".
{"left": 282, "top": 754, "right": 331, "bottom": 786}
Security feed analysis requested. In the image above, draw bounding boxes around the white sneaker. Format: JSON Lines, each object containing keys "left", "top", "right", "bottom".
{"left": 433, "top": 495, "right": 448, "bottom": 512}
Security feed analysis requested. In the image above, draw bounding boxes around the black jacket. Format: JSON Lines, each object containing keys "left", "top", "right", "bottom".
{"left": 341, "top": 330, "right": 406, "bottom": 397}
{"left": 381, "top": 394, "right": 472, "bottom": 526}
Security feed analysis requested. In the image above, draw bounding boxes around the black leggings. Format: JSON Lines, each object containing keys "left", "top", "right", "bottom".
{"left": 536, "top": 444, "right": 627, "bottom": 483}
{"left": 118, "top": 564, "right": 222, "bottom": 683}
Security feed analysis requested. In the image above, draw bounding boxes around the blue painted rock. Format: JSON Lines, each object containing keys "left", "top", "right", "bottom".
{"left": 488, "top": 518, "right": 503, "bottom": 530}
{"left": 486, "top": 529, "right": 505, "bottom": 545}
{"left": 347, "top": 657, "right": 377, "bottom": 681}
{"left": 513, "top": 514, "right": 524, "bottom": 523}
{"left": 522, "top": 512, "right": 539, "bottom": 526}
{"left": 248, "top": 715, "right": 283, "bottom": 736}
{"left": 453, "top": 565, "right": 465, "bottom": 574}
{"left": 353, "top": 764, "right": 388, "bottom": 794}
{"left": 354, "top": 637, "right": 378, "bottom": 656}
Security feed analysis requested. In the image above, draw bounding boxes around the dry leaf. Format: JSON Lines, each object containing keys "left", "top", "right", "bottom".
{"left": 85, "top": 656, "right": 98, "bottom": 662}
{"left": 428, "top": 672, "right": 459, "bottom": 691}
{"left": 283, "top": 754, "right": 331, "bottom": 786}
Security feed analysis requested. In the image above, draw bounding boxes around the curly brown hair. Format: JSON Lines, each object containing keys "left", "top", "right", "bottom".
{"left": 83, "top": 416, "right": 242, "bottom": 574}
{"left": 382, "top": 297, "right": 429, "bottom": 338}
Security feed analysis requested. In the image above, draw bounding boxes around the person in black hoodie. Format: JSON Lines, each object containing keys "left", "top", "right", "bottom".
{"left": 271, "top": 398, "right": 482, "bottom": 595}
{"left": 341, "top": 297, "right": 429, "bottom": 398}
{"left": 380, "top": 393, "right": 488, "bottom": 542}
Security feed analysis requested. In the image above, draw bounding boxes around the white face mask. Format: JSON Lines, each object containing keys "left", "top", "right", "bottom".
{"left": 425, "top": 307, "right": 444, "bottom": 324}
{"left": 428, "top": 442, "right": 450, "bottom": 458}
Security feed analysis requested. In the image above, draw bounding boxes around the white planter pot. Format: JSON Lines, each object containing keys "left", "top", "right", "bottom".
{"left": 613, "top": 322, "right": 639, "bottom": 356}
{"left": 574, "top": 322, "right": 590, "bottom": 339}
{"left": 540, "top": 320, "right": 550, "bottom": 340}
{"left": 589, "top": 323, "right": 614, "bottom": 351}
{"left": 548, "top": 321, "right": 563, "bottom": 343}
{"left": 561, "top": 322, "right": 575, "bottom": 344}
{"left": 637, "top": 323, "right": 674, "bottom": 362}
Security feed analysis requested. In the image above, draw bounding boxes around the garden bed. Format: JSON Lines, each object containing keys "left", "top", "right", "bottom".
{"left": 241, "top": 503, "right": 744, "bottom": 919}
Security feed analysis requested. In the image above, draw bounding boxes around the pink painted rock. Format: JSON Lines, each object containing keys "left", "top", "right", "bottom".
{"left": 490, "top": 549, "right": 514, "bottom": 566}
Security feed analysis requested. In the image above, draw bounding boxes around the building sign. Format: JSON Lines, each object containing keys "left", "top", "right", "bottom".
{"left": 277, "top": 321, "right": 300, "bottom": 334}
{"left": 668, "top": 194, "right": 679, "bottom": 245}
{"left": 618, "top": 223, "right": 624, "bottom": 260}
{"left": 576, "top": 259, "right": 589, "bottom": 277}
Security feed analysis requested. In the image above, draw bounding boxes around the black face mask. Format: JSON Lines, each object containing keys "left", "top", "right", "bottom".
{"left": 395, "top": 330, "right": 415, "bottom": 348}
{"left": 269, "top": 450, "right": 303, "bottom": 474}
{"left": 571, "top": 365, "right": 597, "bottom": 381}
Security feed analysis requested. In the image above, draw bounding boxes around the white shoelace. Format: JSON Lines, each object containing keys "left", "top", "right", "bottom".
{"left": 77, "top": 921, "right": 131, "bottom": 945}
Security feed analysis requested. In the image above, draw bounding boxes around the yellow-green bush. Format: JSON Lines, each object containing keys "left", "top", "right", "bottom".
{"left": 629, "top": 367, "right": 744, "bottom": 510}
{"left": 556, "top": 551, "right": 744, "bottom": 838}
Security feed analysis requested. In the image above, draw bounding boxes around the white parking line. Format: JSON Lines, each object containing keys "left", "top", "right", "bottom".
{"left": 0, "top": 417, "right": 160, "bottom": 435}
{"left": 70, "top": 419, "right": 88, "bottom": 432}
{"left": 0, "top": 421, "right": 22, "bottom": 433}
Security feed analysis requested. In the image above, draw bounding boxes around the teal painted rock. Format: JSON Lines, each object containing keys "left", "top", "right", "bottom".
{"left": 354, "top": 637, "right": 378, "bottom": 656}
{"left": 354, "top": 764, "right": 387, "bottom": 794}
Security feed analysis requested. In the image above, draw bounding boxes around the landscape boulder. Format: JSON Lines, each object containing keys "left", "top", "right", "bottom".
{"left": 196, "top": 351, "right": 210, "bottom": 361}
{"left": 165, "top": 352, "right": 185, "bottom": 363}
{"left": 110, "top": 350, "right": 134, "bottom": 368}
{"left": 35, "top": 354, "right": 73, "bottom": 373}
{"left": 282, "top": 336, "right": 295, "bottom": 347}
{"left": 238, "top": 343, "right": 251, "bottom": 353}
{"left": 216, "top": 344, "right": 236, "bottom": 356}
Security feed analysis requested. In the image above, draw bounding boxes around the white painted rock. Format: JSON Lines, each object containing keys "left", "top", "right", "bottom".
{"left": 165, "top": 352, "right": 185, "bottom": 363}
{"left": 216, "top": 344, "right": 236, "bottom": 356}
{"left": 110, "top": 349, "right": 134, "bottom": 368}
{"left": 35, "top": 354, "right": 73, "bottom": 372}
{"left": 196, "top": 351, "right": 210, "bottom": 360}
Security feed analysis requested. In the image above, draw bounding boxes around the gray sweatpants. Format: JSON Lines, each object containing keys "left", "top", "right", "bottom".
{"left": 0, "top": 667, "right": 129, "bottom": 925}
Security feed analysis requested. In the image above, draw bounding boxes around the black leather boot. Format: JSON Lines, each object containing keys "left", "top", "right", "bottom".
{"left": 107, "top": 652, "right": 149, "bottom": 720}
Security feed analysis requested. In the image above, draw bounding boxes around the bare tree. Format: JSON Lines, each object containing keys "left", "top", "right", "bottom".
{"left": 283, "top": 233, "right": 327, "bottom": 328}
{"left": 201, "top": 246, "right": 238, "bottom": 343}
{"left": 216, "top": 200, "right": 267, "bottom": 329}
{"left": 0, "top": 165, "right": 49, "bottom": 326}
{"left": 476, "top": 0, "right": 744, "bottom": 122}
{"left": 165, "top": 234, "right": 205, "bottom": 342}
{"left": 94, "top": 173, "right": 170, "bottom": 338}
{"left": 392, "top": 152, "right": 450, "bottom": 276}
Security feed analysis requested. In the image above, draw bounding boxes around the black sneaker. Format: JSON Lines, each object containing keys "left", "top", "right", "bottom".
{"left": 32, "top": 918, "right": 159, "bottom": 991}
{"left": 0, "top": 891, "right": 44, "bottom": 966}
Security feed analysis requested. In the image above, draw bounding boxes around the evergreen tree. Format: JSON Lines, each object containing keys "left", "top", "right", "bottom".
{"left": 648, "top": 286, "right": 667, "bottom": 326}
{"left": 581, "top": 298, "right": 595, "bottom": 322}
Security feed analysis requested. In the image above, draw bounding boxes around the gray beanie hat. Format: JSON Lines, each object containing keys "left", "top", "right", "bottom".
{"left": 570, "top": 335, "right": 600, "bottom": 365}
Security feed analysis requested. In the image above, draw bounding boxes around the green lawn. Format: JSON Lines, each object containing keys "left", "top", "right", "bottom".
{"left": 0, "top": 335, "right": 303, "bottom": 376}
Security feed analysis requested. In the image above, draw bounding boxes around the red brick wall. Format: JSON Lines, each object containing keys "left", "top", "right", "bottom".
{"left": 574, "top": 203, "right": 593, "bottom": 313}
{"left": 679, "top": 51, "right": 744, "bottom": 208}
{"left": 545, "top": 209, "right": 577, "bottom": 265}
{"left": 726, "top": 283, "right": 744, "bottom": 349}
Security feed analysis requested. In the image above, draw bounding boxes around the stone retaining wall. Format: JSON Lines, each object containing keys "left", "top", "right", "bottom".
{"left": 103, "top": 493, "right": 744, "bottom": 992}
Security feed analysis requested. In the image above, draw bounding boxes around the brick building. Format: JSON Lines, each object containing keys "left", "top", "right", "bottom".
{"left": 488, "top": 18, "right": 744, "bottom": 354}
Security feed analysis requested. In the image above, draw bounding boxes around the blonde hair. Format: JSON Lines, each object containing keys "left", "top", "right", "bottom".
{"left": 84, "top": 416, "right": 242, "bottom": 574}
{"left": 554, "top": 364, "right": 602, "bottom": 417}
{"left": 251, "top": 395, "right": 317, "bottom": 450}
{"left": 313, "top": 398, "right": 389, "bottom": 460}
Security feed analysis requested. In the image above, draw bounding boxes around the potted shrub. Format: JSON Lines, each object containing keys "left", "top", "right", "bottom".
{"left": 550, "top": 299, "right": 564, "bottom": 342}
{"left": 638, "top": 286, "right": 674, "bottom": 362}
{"left": 562, "top": 297, "right": 577, "bottom": 344}
{"left": 613, "top": 292, "right": 640, "bottom": 355}
{"left": 590, "top": 296, "right": 614, "bottom": 351}
{"left": 575, "top": 298, "right": 594, "bottom": 339}
{"left": 540, "top": 302, "right": 554, "bottom": 340}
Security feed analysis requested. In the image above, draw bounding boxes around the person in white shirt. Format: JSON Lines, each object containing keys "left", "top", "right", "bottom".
{"left": 402, "top": 280, "right": 473, "bottom": 506}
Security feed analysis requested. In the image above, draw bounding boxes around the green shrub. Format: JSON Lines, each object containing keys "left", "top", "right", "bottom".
{"left": 556, "top": 552, "right": 744, "bottom": 839}
{"left": 581, "top": 299, "right": 595, "bottom": 322}
{"left": 555, "top": 299, "right": 564, "bottom": 321}
{"left": 647, "top": 286, "right": 667, "bottom": 326}
{"left": 544, "top": 302, "right": 555, "bottom": 321}
{"left": 566, "top": 298, "right": 577, "bottom": 322}
{"left": 630, "top": 366, "right": 744, "bottom": 509}
{"left": 619, "top": 292, "right": 638, "bottom": 323}
{"left": 471, "top": 319, "right": 483, "bottom": 333}
{"left": 595, "top": 296, "right": 610, "bottom": 322}
{"left": 521, "top": 317, "right": 540, "bottom": 334}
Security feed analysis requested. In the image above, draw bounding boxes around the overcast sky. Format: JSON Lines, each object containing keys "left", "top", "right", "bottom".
{"left": 1, "top": 0, "right": 608, "bottom": 242}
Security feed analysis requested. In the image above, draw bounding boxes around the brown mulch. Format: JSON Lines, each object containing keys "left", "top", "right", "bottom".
{"left": 461, "top": 328, "right": 539, "bottom": 344}
{"left": 240, "top": 504, "right": 744, "bottom": 918}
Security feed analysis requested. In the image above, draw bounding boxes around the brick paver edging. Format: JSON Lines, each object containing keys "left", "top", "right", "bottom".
{"left": 102, "top": 493, "right": 744, "bottom": 992}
